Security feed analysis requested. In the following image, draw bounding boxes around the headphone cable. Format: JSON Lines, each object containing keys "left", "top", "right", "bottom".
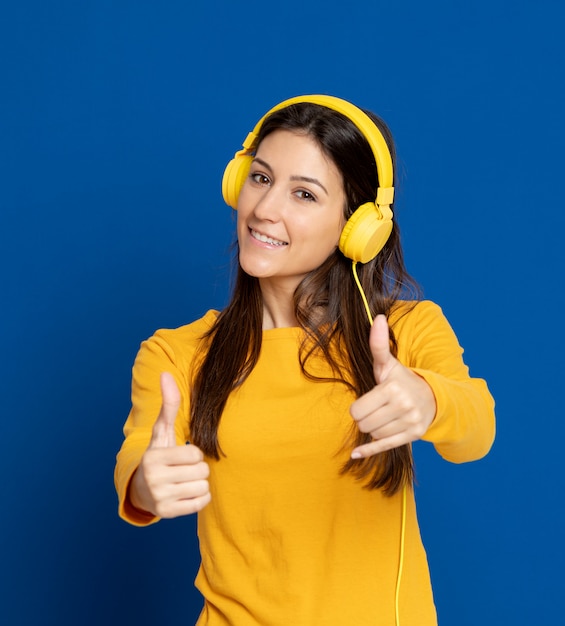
{"left": 351, "top": 260, "right": 407, "bottom": 626}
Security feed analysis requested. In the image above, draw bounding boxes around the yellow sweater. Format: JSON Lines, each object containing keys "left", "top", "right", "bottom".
{"left": 115, "top": 301, "right": 495, "bottom": 626}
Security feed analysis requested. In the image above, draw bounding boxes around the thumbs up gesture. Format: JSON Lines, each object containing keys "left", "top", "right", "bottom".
{"left": 349, "top": 315, "right": 437, "bottom": 460}
{"left": 129, "top": 372, "right": 211, "bottom": 518}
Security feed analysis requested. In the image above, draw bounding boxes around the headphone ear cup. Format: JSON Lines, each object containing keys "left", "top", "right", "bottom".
{"left": 222, "top": 154, "right": 253, "bottom": 209}
{"left": 339, "top": 202, "right": 393, "bottom": 263}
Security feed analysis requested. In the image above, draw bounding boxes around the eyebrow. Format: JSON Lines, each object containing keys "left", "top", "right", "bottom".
{"left": 252, "top": 157, "right": 329, "bottom": 195}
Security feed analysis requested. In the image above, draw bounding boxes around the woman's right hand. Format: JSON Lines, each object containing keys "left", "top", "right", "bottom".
{"left": 128, "top": 372, "right": 211, "bottom": 518}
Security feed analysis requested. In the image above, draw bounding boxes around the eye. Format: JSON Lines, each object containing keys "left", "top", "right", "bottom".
{"left": 295, "top": 189, "right": 317, "bottom": 202}
{"left": 249, "top": 171, "right": 271, "bottom": 186}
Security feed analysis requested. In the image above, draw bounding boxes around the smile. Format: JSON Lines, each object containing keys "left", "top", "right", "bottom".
{"left": 250, "top": 229, "right": 288, "bottom": 246}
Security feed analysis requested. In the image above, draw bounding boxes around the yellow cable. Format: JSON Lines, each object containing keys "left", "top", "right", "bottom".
{"left": 351, "top": 261, "right": 407, "bottom": 626}
{"left": 351, "top": 261, "right": 373, "bottom": 325}
{"left": 395, "top": 485, "right": 407, "bottom": 626}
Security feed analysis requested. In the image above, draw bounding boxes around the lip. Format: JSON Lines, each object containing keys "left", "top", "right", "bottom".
{"left": 249, "top": 227, "right": 288, "bottom": 247}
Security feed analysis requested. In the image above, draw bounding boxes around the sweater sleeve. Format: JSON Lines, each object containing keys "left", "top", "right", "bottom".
{"left": 114, "top": 308, "right": 221, "bottom": 526}
{"left": 114, "top": 330, "right": 193, "bottom": 526}
{"left": 392, "top": 301, "right": 496, "bottom": 463}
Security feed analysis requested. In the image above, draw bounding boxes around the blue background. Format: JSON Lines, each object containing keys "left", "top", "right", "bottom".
{"left": 1, "top": 1, "right": 563, "bottom": 624}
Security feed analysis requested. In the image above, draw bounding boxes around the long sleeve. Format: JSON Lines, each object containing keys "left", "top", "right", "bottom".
{"left": 391, "top": 300, "right": 495, "bottom": 463}
{"left": 114, "top": 311, "right": 216, "bottom": 526}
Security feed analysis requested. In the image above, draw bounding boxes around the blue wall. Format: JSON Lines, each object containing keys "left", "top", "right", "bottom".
{"left": 1, "top": 1, "right": 563, "bottom": 624}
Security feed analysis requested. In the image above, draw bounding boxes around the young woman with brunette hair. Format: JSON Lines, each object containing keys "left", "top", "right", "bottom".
{"left": 115, "top": 96, "right": 495, "bottom": 626}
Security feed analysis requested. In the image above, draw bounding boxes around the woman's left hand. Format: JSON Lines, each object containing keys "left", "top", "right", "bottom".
{"left": 349, "top": 314, "right": 437, "bottom": 459}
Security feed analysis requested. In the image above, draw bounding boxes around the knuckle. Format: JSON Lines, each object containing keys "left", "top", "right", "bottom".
{"left": 192, "top": 493, "right": 212, "bottom": 513}
{"left": 154, "top": 502, "right": 171, "bottom": 518}
{"left": 196, "top": 462, "right": 210, "bottom": 478}
{"left": 184, "top": 493, "right": 211, "bottom": 515}
{"left": 376, "top": 441, "right": 390, "bottom": 453}
{"left": 414, "top": 421, "right": 427, "bottom": 438}
{"left": 358, "top": 421, "right": 370, "bottom": 433}
{"left": 401, "top": 399, "right": 414, "bottom": 412}
{"left": 185, "top": 444, "right": 203, "bottom": 462}
{"left": 406, "top": 408, "right": 423, "bottom": 429}
{"left": 188, "top": 480, "right": 208, "bottom": 497}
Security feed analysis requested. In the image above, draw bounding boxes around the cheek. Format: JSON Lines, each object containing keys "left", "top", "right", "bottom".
{"left": 297, "top": 210, "right": 343, "bottom": 247}
{"left": 236, "top": 199, "right": 251, "bottom": 230}
{"left": 325, "top": 213, "right": 346, "bottom": 245}
{"left": 235, "top": 214, "right": 248, "bottom": 251}
{"left": 235, "top": 185, "right": 259, "bottom": 234}
{"left": 306, "top": 224, "right": 343, "bottom": 261}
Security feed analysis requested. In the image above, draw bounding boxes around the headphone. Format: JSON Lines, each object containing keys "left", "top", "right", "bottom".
{"left": 222, "top": 94, "right": 395, "bottom": 264}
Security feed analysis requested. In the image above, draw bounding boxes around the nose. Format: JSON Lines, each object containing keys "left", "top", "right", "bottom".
{"left": 252, "top": 184, "right": 284, "bottom": 222}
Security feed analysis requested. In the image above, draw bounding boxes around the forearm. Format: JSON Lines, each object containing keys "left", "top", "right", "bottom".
{"left": 416, "top": 368, "right": 495, "bottom": 463}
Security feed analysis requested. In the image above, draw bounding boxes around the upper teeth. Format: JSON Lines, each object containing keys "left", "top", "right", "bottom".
{"left": 251, "top": 230, "right": 286, "bottom": 246}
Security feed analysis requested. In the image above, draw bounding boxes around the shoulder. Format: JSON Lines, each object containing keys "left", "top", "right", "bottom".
{"left": 152, "top": 309, "right": 219, "bottom": 345}
{"left": 389, "top": 299, "right": 446, "bottom": 331}
{"left": 136, "top": 309, "right": 220, "bottom": 369}
{"left": 389, "top": 300, "right": 462, "bottom": 367}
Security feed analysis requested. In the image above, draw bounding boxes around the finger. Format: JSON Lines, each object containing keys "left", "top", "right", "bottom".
{"left": 169, "top": 462, "right": 210, "bottom": 484}
{"left": 350, "top": 432, "right": 409, "bottom": 459}
{"left": 354, "top": 384, "right": 418, "bottom": 432}
{"left": 155, "top": 491, "right": 212, "bottom": 519}
{"left": 370, "top": 315, "right": 396, "bottom": 384}
{"left": 350, "top": 385, "right": 387, "bottom": 423}
{"left": 149, "top": 372, "right": 181, "bottom": 449}
{"left": 146, "top": 444, "right": 204, "bottom": 465}
{"left": 151, "top": 478, "right": 211, "bottom": 505}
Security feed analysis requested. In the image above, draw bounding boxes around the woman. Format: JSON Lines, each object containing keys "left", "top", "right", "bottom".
{"left": 115, "top": 95, "right": 495, "bottom": 625}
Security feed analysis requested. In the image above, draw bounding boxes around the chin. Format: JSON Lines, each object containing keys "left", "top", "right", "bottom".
{"left": 238, "top": 258, "right": 269, "bottom": 279}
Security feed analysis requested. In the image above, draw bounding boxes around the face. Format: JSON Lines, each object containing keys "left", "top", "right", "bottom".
{"left": 236, "top": 130, "right": 346, "bottom": 293}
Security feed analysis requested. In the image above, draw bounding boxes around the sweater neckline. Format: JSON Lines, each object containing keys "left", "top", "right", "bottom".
{"left": 262, "top": 326, "right": 303, "bottom": 340}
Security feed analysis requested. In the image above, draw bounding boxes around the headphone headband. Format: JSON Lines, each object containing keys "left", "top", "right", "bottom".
{"left": 239, "top": 95, "right": 394, "bottom": 209}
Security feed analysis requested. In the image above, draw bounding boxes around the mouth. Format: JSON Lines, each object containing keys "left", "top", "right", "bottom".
{"left": 250, "top": 228, "right": 288, "bottom": 247}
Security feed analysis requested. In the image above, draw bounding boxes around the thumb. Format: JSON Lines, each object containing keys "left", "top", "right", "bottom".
{"left": 149, "top": 372, "right": 181, "bottom": 449}
{"left": 370, "top": 314, "right": 397, "bottom": 384}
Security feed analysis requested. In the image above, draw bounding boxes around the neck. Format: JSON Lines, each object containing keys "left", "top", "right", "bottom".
{"left": 259, "top": 279, "right": 298, "bottom": 329}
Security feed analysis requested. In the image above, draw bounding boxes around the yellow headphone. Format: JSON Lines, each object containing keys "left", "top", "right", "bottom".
{"left": 222, "top": 94, "right": 395, "bottom": 264}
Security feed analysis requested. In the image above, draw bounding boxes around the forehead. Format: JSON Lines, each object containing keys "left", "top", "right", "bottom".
{"left": 255, "top": 130, "right": 340, "bottom": 176}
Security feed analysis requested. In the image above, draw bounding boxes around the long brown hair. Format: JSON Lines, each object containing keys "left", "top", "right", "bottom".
{"left": 190, "top": 102, "right": 422, "bottom": 495}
